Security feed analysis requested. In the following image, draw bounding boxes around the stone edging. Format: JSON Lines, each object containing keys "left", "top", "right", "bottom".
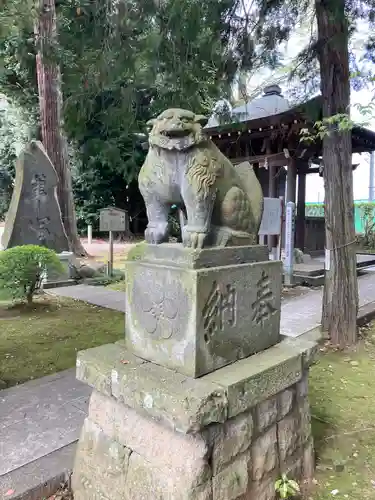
{"left": 76, "top": 337, "right": 317, "bottom": 435}
{"left": 295, "top": 299, "right": 375, "bottom": 343}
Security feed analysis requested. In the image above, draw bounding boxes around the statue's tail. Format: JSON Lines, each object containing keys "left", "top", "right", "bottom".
{"left": 236, "top": 161, "right": 264, "bottom": 234}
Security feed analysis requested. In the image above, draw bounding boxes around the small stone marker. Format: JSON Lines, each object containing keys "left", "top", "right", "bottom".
{"left": 284, "top": 201, "right": 296, "bottom": 285}
{"left": 1, "top": 141, "right": 69, "bottom": 253}
{"left": 258, "top": 197, "right": 283, "bottom": 237}
{"left": 259, "top": 196, "right": 284, "bottom": 260}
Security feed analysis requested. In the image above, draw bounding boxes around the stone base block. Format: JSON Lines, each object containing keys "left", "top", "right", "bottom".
{"left": 44, "top": 251, "right": 74, "bottom": 283}
{"left": 124, "top": 243, "right": 282, "bottom": 378}
{"left": 73, "top": 337, "right": 317, "bottom": 499}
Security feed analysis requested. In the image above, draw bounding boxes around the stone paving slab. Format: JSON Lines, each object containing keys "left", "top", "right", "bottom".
{"left": 0, "top": 443, "right": 75, "bottom": 500}
{"left": 50, "top": 271, "right": 375, "bottom": 338}
{"left": 294, "top": 253, "right": 375, "bottom": 276}
{"left": 0, "top": 369, "right": 90, "bottom": 477}
{"left": 281, "top": 271, "right": 375, "bottom": 337}
{"left": 49, "top": 284, "right": 125, "bottom": 311}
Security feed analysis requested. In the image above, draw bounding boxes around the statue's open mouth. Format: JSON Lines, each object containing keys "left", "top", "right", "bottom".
{"left": 161, "top": 128, "right": 189, "bottom": 138}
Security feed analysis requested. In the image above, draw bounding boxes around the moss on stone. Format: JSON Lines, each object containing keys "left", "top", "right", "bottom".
{"left": 126, "top": 241, "right": 148, "bottom": 261}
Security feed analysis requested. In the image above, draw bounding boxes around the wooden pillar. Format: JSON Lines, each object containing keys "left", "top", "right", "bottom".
{"left": 296, "top": 168, "right": 307, "bottom": 251}
{"left": 268, "top": 162, "right": 277, "bottom": 252}
{"left": 286, "top": 157, "right": 297, "bottom": 203}
{"left": 268, "top": 163, "right": 276, "bottom": 198}
{"left": 253, "top": 161, "right": 260, "bottom": 180}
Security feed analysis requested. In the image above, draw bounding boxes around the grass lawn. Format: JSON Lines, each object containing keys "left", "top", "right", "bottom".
{"left": 93, "top": 247, "right": 131, "bottom": 291}
{"left": 0, "top": 292, "right": 124, "bottom": 388}
{"left": 92, "top": 245, "right": 134, "bottom": 269}
{"left": 0, "top": 287, "right": 12, "bottom": 302}
{"left": 310, "top": 326, "right": 375, "bottom": 499}
{"left": 108, "top": 280, "right": 126, "bottom": 291}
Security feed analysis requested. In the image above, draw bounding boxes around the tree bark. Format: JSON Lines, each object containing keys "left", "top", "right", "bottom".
{"left": 27, "top": 292, "right": 34, "bottom": 305}
{"left": 316, "top": 0, "right": 358, "bottom": 346}
{"left": 35, "top": 0, "right": 87, "bottom": 256}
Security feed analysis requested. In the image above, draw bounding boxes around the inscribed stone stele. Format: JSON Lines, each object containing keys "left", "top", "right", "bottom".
{"left": 1, "top": 141, "right": 69, "bottom": 252}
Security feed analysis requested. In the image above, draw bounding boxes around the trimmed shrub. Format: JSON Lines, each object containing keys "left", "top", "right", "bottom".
{"left": 0, "top": 245, "right": 63, "bottom": 303}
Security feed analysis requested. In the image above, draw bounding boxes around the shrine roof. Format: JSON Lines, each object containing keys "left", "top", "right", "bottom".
{"left": 206, "top": 85, "right": 290, "bottom": 128}
{"left": 205, "top": 94, "right": 322, "bottom": 135}
{"left": 205, "top": 93, "right": 375, "bottom": 153}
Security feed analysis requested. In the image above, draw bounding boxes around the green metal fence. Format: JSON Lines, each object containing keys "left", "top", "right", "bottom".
{"left": 305, "top": 201, "right": 375, "bottom": 234}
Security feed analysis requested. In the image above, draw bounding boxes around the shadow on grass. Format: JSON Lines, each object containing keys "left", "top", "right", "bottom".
{"left": 311, "top": 406, "right": 337, "bottom": 460}
{"left": 0, "top": 293, "right": 61, "bottom": 318}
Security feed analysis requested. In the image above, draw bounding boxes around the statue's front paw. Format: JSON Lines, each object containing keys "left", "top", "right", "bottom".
{"left": 182, "top": 226, "right": 207, "bottom": 249}
{"left": 145, "top": 224, "right": 168, "bottom": 244}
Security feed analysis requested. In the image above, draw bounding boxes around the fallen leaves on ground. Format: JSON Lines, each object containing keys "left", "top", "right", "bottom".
{"left": 48, "top": 481, "right": 73, "bottom": 499}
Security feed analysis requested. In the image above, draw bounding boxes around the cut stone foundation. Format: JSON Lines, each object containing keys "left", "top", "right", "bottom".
{"left": 72, "top": 337, "right": 316, "bottom": 500}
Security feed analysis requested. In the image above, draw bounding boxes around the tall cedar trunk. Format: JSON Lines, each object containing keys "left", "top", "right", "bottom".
{"left": 35, "top": 0, "right": 87, "bottom": 256}
{"left": 316, "top": 0, "right": 358, "bottom": 346}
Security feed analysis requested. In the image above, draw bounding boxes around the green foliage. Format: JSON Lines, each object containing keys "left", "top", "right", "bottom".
{"left": 258, "top": 0, "right": 375, "bottom": 119}
{"left": 1, "top": 0, "right": 372, "bottom": 230}
{"left": 168, "top": 206, "right": 183, "bottom": 241}
{"left": 300, "top": 114, "right": 356, "bottom": 144}
{"left": 168, "top": 215, "right": 181, "bottom": 241}
{"left": 0, "top": 1, "right": 39, "bottom": 112}
{"left": 56, "top": 0, "right": 251, "bottom": 224}
{"left": 0, "top": 96, "right": 35, "bottom": 220}
{"left": 274, "top": 473, "right": 300, "bottom": 499}
{"left": 0, "top": 245, "right": 63, "bottom": 303}
{"left": 0, "top": 0, "right": 295, "bottom": 227}
{"left": 357, "top": 202, "right": 375, "bottom": 248}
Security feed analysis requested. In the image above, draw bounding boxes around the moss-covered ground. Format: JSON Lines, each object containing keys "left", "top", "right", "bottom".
{"left": 0, "top": 293, "right": 123, "bottom": 388}
{"left": 310, "top": 326, "right": 375, "bottom": 499}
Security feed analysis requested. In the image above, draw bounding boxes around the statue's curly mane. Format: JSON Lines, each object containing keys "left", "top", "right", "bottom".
{"left": 186, "top": 150, "right": 222, "bottom": 199}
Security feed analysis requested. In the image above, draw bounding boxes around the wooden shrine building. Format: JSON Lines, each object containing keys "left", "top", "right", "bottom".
{"left": 205, "top": 85, "right": 375, "bottom": 251}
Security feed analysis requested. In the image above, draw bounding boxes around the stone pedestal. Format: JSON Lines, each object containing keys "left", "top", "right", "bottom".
{"left": 72, "top": 337, "right": 317, "bottom": 500}
{"left": 57, "top": 251, "right": 74, "bottom": 279}
{"left": 73, "top": 242, "right": 316, "bottom": 499}
{"left": 43, "top": 251, "right": 74, "bottom": 286}
{"left": 124, "top": 244, "right": 282, "bottom": 378}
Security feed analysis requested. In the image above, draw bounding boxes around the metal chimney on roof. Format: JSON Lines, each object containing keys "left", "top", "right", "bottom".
{"left": 238, "top": 73, "right": 248, "bottom": 100}
{"left": 263, "top": 85, "right": 282, "bottom": 96}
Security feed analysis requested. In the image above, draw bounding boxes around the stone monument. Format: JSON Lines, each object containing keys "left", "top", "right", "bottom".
{"left": 1, "top": 140, "right": 69, "bottom": 253}
{"left": 73, "top": 109, "right": 316, "bottom": 500}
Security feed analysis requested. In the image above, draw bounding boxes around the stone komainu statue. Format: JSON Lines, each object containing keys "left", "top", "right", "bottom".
{"left": 139, "top": 108, "right": 264, "bottom": 248}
